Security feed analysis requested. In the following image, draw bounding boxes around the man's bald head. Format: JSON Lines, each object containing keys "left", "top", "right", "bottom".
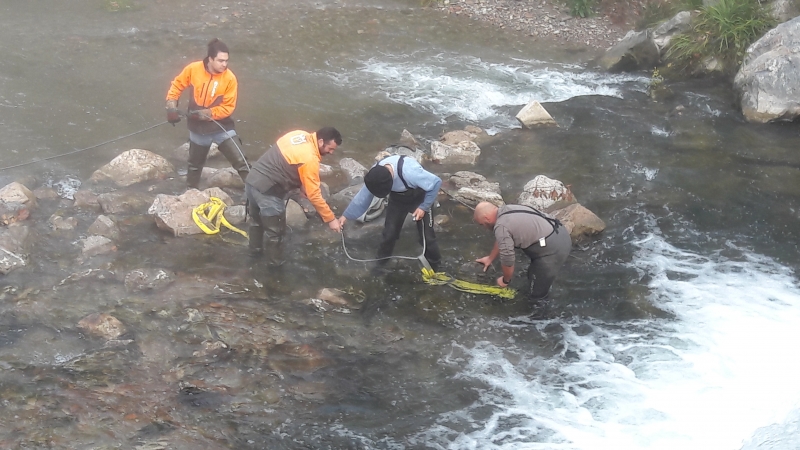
{"left": 473, "top": 201, "right": 499, "bottom": 229}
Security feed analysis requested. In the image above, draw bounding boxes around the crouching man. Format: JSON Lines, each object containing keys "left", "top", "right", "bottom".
{"left": 473, "top": 202, "right": 571, "bottom": 299}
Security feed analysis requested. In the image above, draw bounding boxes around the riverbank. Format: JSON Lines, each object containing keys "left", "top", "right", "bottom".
{"left": 433, "top": 0, "right": 634, "bottom": 51}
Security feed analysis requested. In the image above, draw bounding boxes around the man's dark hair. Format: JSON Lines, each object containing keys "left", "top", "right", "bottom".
{"left": 207, "top": 38, "right": 229, "bottom": 59}
{"left": 316, "top": 127, "right": 342, "bottom": 146}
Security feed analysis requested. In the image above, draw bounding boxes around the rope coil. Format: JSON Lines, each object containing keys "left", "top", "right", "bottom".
{"left": 340, "top": 215, "right": 516, "bottom": 299}
{"left": 192, "top": 197, "right": 248, "bottom": 238}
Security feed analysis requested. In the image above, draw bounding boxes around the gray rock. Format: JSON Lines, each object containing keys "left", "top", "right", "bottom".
{"left": 78, "top": 313, "right": 126, "bottom": 340}
{"left": 97, "top": 190, "right": 154, "bottom": 215}
{"left": 124, "top": 268, "right": 175, "bottom": 292}
{"left": 447, "top": 171, "right": 504, "bottom": 207}
{"left": 517, "top": 175, "right": 576, "bottom": 211}
{"left": 89, "top": 149, "right": 175, "bottom": 187}
{"left": 48, "top": 214, "right": 78, "bottom": 231}
{"left": 430, "top": 140, "right": 481, "bottom": 165}
{"left": 549, "top": 203, "right": 606, "bottom": 240}
{"left": 0, "top": 225, "right": 30, "bottom": 274}
{"left": 147, "top": 188, "right": 233, "bottom": 237}
{"left": 339, "top": 158, "right": 368, "bottom": 185}
{"left": 734, "top": 16, "right": 800, "bottom": 123}
{"left": 81, "top": 235, "right": 117, "bottom": 257}
{"left": 87, "top": 215, "right": 120, "bottom": 241}
{"left": 598, "top": 29, "right": 660, "bottom": 72}
{"left": 0, "top": 202, "right": 31, "bottom": 226}
{"left": 0, "top": 182, "right": 36, "bottom": 206}
{"left": 652, "top": 11, "right": 692, "bottom": 54}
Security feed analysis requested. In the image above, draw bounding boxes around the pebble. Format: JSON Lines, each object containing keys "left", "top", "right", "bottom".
{"left": 437, "top": 0, "right": 629, "bottom": 50}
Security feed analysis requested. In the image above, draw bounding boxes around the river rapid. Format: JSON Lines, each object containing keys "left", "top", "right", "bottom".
{"left": 1, "top": 0, "right": 800, "bottom": 449}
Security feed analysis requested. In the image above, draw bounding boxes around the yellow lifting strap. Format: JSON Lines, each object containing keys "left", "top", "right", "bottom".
{"left": 421, "top": 268, "right": 517, "bottom": 299}
{"left": 192, "top": 197, "right": 248, "bottom": 238}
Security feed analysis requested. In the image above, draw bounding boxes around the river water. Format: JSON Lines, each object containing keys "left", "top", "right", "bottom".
{"left": 1, "top": 0, "right": 800, "bottom": 449}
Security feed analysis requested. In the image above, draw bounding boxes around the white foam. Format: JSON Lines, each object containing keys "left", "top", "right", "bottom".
{"left": 417, "top": 233, "right": 800, "bottom": 449}
{"left": 330, "top": 54, "right": 647, "bottom": 129}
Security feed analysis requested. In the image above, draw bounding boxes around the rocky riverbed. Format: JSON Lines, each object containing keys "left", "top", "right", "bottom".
{"left": 433, "top": 0, "right": 633, "bottom": 51}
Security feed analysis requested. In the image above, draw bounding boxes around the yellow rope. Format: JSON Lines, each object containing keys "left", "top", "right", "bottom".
{"left": 421, "top": 268, "right": 517, "bottom": 299}
{"left": 192, "top": 197, "right": 248, "bottom": 238}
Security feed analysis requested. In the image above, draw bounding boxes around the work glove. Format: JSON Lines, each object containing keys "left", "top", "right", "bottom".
{"left": 188, "top": 109, "right": 212, "bottom": 121}
{"left": 166, "top": 100, "right": 181, "bottom": 125}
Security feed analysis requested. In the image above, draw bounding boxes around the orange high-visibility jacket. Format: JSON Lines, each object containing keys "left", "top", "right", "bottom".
{"left": 246, "top": 131, "right": 335, "bottom": 223}
{"left": 166, "top": 60, "right": 237, "bottom": 135}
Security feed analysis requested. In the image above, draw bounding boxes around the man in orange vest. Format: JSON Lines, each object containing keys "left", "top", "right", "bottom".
{"left": 165, "top": 38, "right": 249, "bottom": 189}
{"left": 244, "top": 127, "right": 343, "bottom": 264}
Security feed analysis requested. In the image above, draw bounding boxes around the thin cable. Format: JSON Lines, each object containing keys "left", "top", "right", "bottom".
{"left": 0, "top": 120, "right": 171, "bottom": 172}
{"left": 204, "top": 114, "right": 251, "bottom": 171}
{"left": 440, "top": 188, "right": 475, "bottom": 210}
{"left": 341, "top": 214, "right": 428, "bottom": 264}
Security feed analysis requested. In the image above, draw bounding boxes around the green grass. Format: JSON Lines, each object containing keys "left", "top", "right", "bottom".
{"left": 567, "top": 0, "right": 596, "bottom": 18}
{"left": 665, "top": 0, "right": 775, "bottom": 75}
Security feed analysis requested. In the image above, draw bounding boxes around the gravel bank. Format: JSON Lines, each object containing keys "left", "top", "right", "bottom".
{"left": 434, "top": 0, "right": 633, "bottom": 51}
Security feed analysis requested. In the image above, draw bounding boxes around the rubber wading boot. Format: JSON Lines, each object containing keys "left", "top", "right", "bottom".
{"left": 217, "top": 137, "right": 249, "bottom": 182}
{"left": 248, "top": 225, "right": 263, "bottom": 256}
{"left": 263, "top": 215, "right": 286, "bottom": 266}
{"left": 186, "top": 141, "right": 212, "bottom": 189}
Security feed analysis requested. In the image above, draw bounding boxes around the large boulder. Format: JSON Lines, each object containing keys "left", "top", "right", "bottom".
{"left": 517, "top": 175, "right": 576, "bottom": 211}
{"left": 598, "top": 29, "right": 660, "bottom": 72}
{"left": 430, "top": 140, "right": 481, "bottom": 165}
{"left": 89, "top": 149, "right": 175, "bottom": 187}
{"left": 446, "top": 171, "right": 504, "bottom": 207}
{"left": 549, "top": 203, "right": 606, "bottom": 241}
{"left": 0, "top": 182, "right": 37, "bottom": 207}
{"left": 147, "top": 188, "right": 235, "bottom": 237}
{"left": 516, "top": 100, "right": 558, "bottom": 128}
{"left": 734, "top": 16, "right": 800, "bottom": 123}
{"left": 651, "top": 11, "right": 693, "bottom": 54}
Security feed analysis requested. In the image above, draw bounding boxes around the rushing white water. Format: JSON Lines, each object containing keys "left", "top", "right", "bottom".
{"left": 414, "top": 232, "right": 800, "bottom": 450}
{"left": 328, "top": 53, "right": 647, "bottom": 129}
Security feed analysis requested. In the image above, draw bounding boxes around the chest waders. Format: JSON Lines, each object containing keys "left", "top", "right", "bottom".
{"left": 376, "top": 156, "right": 441, "bottom": 271}
{"left": 496, "top": 206, "right": 568, "bottom": 300}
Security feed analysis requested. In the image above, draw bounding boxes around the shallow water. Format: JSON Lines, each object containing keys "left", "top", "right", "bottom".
{"left": 1, "top": 0, "right": 800, "bottom": 449}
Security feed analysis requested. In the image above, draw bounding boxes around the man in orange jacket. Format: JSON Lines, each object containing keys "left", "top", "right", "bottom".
{"left": 165, "top": 38, "right": 248, "bottom": 189}
{"left": 244, "top": 127, "right": 343, "bottom": 263}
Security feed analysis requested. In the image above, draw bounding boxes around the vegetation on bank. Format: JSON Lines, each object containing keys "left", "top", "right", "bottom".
{"left": 665, "top": 0, "right": 775, "bottom": 76}
{"left": 569, "top": 0, "right": 778, "bottom": 77}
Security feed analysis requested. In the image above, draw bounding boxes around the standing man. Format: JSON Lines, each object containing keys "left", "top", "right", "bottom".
{"left": 338, "top": 154, "right": 442, "bottom": 272}
{"left": 166, "top": 38, "right": 248, "bottom": 189}
{"left": 245, "top": 127, "right": 343, "bottom": 263}
{"left": 473, "top": 202, "right": 571, "bottom": 299}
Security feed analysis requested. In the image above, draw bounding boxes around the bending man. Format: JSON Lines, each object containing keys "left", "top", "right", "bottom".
{"left": 166, "top": 38, "right": 248, "bottom": 189}
{"left": 245, "top": 127, "right": 343, "bottom": 263}
{"left": 473, "top": 202, "right": 571, "bottom": 299}
{"left": 338, "top": 154, "right": 442, "bottom": 271}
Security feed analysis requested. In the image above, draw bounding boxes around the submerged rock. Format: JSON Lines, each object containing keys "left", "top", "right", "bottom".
{"left": 78, "top": 313, "right": 127, "bottom": 340}
{"left": 89, "top": 149, "right": 175, "bottom": 187}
